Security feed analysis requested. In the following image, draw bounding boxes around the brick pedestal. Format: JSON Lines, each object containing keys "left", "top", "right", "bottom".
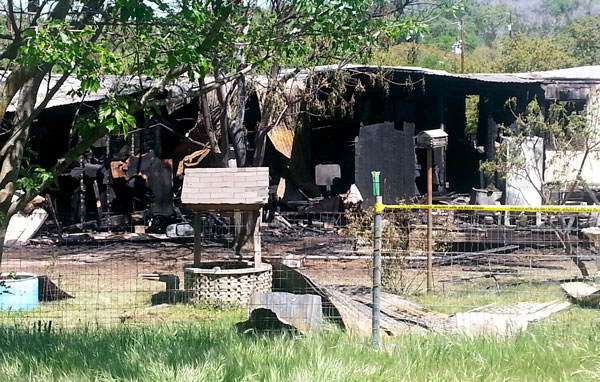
{"left": 183, "top": 262, "right": 272, "bottom": 305}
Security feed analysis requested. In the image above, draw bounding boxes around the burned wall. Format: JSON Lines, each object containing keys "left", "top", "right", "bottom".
{"left": 355, "top": 122, "right": 416, "bottom": 206}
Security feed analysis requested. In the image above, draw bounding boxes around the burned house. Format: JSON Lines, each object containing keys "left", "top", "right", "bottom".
{"left": 6, "top": 65, "right": 600, "bottom": 238}
{"left": 275, "top": 65, "right": 600, "bottom": 208}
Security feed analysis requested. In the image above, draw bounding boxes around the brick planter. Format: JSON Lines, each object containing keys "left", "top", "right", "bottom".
{"left": 183, "top": 262, "right": 272, "bottom": 305}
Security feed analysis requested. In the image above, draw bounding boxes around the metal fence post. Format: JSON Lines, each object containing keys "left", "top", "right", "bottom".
{"left": 372, "top": 171, "right": 382, "bottom": 349}
{"left": 426, "top": 147, "right": 434, "bottom": 293}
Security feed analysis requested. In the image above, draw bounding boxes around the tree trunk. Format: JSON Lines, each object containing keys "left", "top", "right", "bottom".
{"left": 230, "top": 72, "right": 248, "bottom": 167}
{"left": 252, "top": 129, "right": 268, "bottom": 167}
{"left": 214, "top": 70, "right": 230, "bottom": 168}
{"left": 234, "top": 210, "right": 259, "bottom": 257}
{"left": 554, "top": 217, "right": 590, "bottom": 278}
{"left": 558, "top": 230, "right": 590, "bottom": 277}
{"left": 0, "top": 68, "right": 46, "bottom": 268}
{"left": 198, "top": 78, "right": 220, "bottom": 154}
{"left": 0, "top": 124, "right": 27, "bottom": 217}
{"left": 252, "top": 91, "right": 275, "bottom": 167}
{"left": 253, "top": 65, "right": 279, "bottom": 167}
{"left": 0, "top": 223, "right": 7, "bottom": 269}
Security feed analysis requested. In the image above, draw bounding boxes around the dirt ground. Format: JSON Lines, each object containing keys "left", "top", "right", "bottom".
{"left": 1, "top": 232, "right": 597, "bottom": 327}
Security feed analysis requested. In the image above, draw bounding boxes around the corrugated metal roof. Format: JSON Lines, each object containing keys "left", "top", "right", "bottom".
{"left": 307, "top": 64, "right": 538, "bottom": 84}
{"left": 458, "top": 72, "right": 538, "bottom": 83}
{"left": 5, "top": 65, "right": 600, "bottom": 113}
{"left": 464, "top": 66, "right": 600, "bottom": 83}
{"left": 3, "top": 72, "right": 197, "bottom": 112}
{"left": 309, "top": 64, "right": 600, "bottom": 84}
{"left": 516, "top": 66, "right": 600, "bottom": 81}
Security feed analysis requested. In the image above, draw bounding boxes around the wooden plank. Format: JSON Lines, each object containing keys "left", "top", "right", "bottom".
{"left": 193, "top": 213, "right": 202, "bottom": 265}
{"left": 336, "top": 287, "right": 444, "bottom": 330}
{"left": 253, "top": 209, "right": 262, "bottom": 266}
{"left": 411, "top": 245, "right": 520, "bottom": 268}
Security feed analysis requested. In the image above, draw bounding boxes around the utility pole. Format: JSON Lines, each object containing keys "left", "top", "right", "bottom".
{"left": 460, "top": 19, "right": 465, "bottom": 73}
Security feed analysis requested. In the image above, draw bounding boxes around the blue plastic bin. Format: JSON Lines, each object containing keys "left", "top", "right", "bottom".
{"left": 0, "top": 274, "right": 39, "bottom": 311}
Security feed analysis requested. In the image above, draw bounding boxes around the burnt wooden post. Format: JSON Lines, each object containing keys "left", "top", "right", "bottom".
{"left": 426, "top": 147, "right": 434, "bottom": 293}
{"left": 415, "top": 130, "right": 448, "bottom": 294}
{"left": 253, "top": 210, "right": 262, "bottom": 266}
{"left": 477, "top": 96, "right": 499, "bottom": 163}
{"left": 193, "top": 212, "right": 202, "bottom": 265}
{"left": 234, "top": 211, "right": 242, "bottom": 249}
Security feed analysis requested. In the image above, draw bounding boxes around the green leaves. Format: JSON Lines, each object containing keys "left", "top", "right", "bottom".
{"left": 246, "top": 0, "right": 419, "bottom": 70}
{"left": 558, "top": 14, "right": 600, "bottom": 66}
{"left": 496, "top": 35, "right": 577, "bottom": 73}
{"left": 76, "top": 96, "right": 136, "bottom": 139}
{"left": 111, "top": 0, "right": 155, "bottom": 22}
{"left": 98, "top": 97, "right": 136, "bottom": 136}
{"left": 18, "top": 19, "right": 124, "bottom": 100}
{"left": 16, "top": 167, "right": 54, "bottom": 194}
{"left": 19, "top": 20, "right": 91, "bottom": 69}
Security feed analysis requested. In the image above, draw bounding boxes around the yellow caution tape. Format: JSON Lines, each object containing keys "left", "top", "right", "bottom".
{"left": 374, "top": 203, "right": 600, "bottom": 213}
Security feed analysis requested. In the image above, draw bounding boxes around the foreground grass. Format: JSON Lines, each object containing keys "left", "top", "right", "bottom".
{"left": 413, "top": 283, "right": 569, "bottom": 314}
{"left": 1, "top": 311, "right": 600, "bottom": 382}
{"left": 1, "top": 283, "right": 599, "bottom": 381}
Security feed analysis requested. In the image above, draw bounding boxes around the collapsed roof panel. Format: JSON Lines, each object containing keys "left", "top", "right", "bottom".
{"left": 267, "top": 124, "right": 295, "bottom": 159}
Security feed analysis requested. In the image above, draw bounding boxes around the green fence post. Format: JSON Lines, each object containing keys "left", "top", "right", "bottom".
{"left": 371, "top": 171, "right": 382, "bottom": 349}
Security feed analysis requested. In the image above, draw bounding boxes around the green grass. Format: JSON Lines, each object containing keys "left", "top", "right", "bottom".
{"left": 413, "top": 283, "right": 569, "bottom": 314}
{"left": 1, "top": 309, "right": 600, "bottom": 382}
{"left": 1, "top": 283, "right": 600, "bottom": 381}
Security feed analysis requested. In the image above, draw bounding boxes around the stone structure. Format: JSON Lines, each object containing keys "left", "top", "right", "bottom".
{"left": 183, "top": 262, "right": 272, "bottom": 305}
{"left": 180, "top": 167, "right": 272, "bottom": 305}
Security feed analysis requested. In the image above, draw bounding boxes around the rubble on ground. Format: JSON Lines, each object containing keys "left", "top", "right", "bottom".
{"left": 561, "top": 282, "right": 600, "bottom": 308}
{"left": 268, "top": 262, "right": 571, "bottom": 337}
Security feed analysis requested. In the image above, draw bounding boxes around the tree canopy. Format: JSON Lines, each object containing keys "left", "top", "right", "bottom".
{"left": 0, "top": 0, "right": 427, "bottom": 263}
{"left": 373, "top": 0, "right": 600, "bottom": 73}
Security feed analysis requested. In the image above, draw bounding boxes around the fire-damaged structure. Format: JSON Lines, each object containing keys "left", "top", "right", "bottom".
{"left": 294, "top": 65, "right": 600, "bottom": 208}
{"left": 300, "top": 66, "right": 600, "bottom": 210}
{"left": 5, "top": 65, "right": 600, "bottom": 238}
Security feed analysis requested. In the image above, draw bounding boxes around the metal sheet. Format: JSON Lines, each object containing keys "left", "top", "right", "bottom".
{"left": 267, "top": 123, "right": 295, "bottom": 159}
{"left": 248, "top": 292, "right": 323, "bottom": 332}
{"left": 5, "top": 208, "right": 48, "bottom": 247}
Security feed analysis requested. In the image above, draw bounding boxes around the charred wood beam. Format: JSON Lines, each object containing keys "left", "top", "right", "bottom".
{"left": 198, "top": 78, "right": 220, "bottom": 154}
{"left": 410, "top": 245, "right": 520, "bottom": 268}
{"left": 476, "top": 95, "right": 498, "bottom": 163}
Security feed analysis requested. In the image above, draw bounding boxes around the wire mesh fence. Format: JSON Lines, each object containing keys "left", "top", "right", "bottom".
{"left": 0, "top": 207, "right": 598, "bottom": 335}
{"left": 376, "top": 207, "right": 598, "bottom": 302}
